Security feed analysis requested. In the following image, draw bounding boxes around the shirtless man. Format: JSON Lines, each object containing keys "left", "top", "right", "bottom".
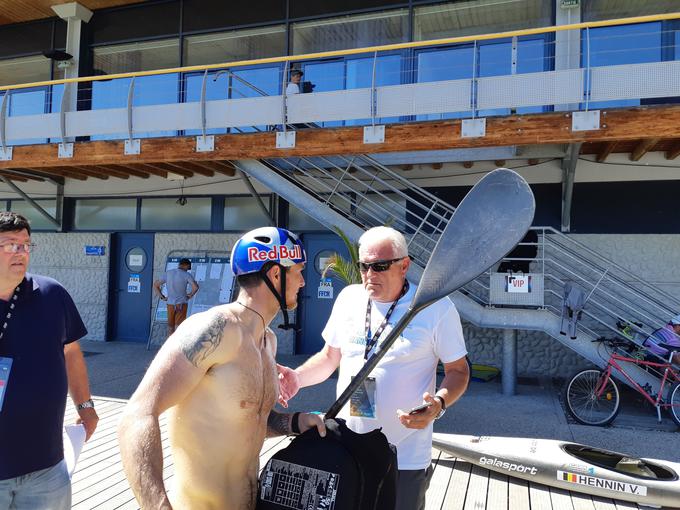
{"left": 118, "top": 227, "right": 325, "bottom": 510}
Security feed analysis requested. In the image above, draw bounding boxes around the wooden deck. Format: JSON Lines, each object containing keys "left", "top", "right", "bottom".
{"left": 65, "top": 397, "right": 671, "bottom": 510}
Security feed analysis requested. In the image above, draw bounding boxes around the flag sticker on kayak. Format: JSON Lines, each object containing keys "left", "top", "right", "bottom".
{"left": 557, "top": 471, "right": 647, "bottom": 496}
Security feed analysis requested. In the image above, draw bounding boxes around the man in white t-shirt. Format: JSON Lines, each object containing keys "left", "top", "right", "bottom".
{"left": 278, "top": 226, "right": 469, "bottom": 510}
{"left": 285, "top": 69, "right": 303, "bottom": 95}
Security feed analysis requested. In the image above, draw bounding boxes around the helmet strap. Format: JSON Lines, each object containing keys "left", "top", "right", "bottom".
{"left": 261, "top": 265, "right": 293, "bottom": 330}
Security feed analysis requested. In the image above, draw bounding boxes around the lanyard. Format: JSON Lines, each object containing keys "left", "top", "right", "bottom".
{"left": 0, "top": 284, "right": 20, "bottom": 341}
{"left": 364, "top": 281, "right": 408, "bottom": 360}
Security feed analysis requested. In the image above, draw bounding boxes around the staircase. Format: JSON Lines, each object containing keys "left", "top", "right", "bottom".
{"left": 226, "top": 74, "right": 680, "bottom": 397}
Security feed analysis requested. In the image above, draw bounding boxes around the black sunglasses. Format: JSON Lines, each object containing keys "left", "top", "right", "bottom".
{"left": 357, "top": 257, "right": 405, "bottom": 273}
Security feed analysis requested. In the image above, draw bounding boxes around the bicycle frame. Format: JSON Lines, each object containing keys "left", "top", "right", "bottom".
{"left": 597, "top": 352, "right": 679, "bottom": 410}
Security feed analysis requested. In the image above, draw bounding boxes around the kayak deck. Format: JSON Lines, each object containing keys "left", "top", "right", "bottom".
{"left": 65, "top": 397, "right": 673, "bottom": 509}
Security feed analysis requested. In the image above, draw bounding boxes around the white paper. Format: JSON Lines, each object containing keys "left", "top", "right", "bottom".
{"left": 209, "top": 263, "right": 223, "bottom": 280}
{"left": 63, "top": 424, "right": 86, "bottom": 478}
{"left": 219, "top": 272, "right": 234, "bottom": 303}
{"left": 194, "top": 264, "right": 208, "bottom": 282}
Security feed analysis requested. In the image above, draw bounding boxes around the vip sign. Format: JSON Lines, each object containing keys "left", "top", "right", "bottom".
{"left": 506, "top": 274, "right": 531, "bottom": 293}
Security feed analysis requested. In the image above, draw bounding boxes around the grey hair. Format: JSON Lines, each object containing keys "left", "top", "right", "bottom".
{"left": 358, "top": 226, "right": 408, "bottom": 258}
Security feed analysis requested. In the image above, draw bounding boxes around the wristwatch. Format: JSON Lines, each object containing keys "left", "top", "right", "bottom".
{"left": 76, "top": 399, "right": 95, "bottom": 411}
{"left": 433, "top": 395, "right": 446, "bottom": 420}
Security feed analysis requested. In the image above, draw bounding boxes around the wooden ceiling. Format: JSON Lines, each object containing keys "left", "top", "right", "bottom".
{"left": 0, "top": 0, "right": 144, "bottom": 25}
{"left": 1, "top": 105, "right": 680, "bottom": 183}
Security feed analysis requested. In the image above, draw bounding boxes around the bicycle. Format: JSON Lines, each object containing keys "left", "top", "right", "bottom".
{"left": 564, "top": 338, "right": 680, "bottom": 427}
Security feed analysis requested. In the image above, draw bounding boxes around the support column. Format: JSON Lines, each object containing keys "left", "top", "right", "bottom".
{"left": 554, "top": 0, "right": 582, "bottom": 112}
{"left": 502, "top": 328, "right": 517, "bottom": 396}
{"left": 51, "top": 2, "right": 93, "bottom": 113}
{"left": 561, "top": 142, "right": 582, "bottom": 233}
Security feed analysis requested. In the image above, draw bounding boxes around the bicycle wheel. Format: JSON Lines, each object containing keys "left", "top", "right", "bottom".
{"left": 668, "top": 382, "right": 680, "bottom": 428}
{"left": 565, "top": 369, "right": 620, "bottom": 426}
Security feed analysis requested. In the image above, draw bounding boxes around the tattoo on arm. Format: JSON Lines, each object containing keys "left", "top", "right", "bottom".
{"left": 267, "top": 411, "right": 291, "bottom": 437}
{"left": 178, "top": 314, "right": 227, "bottom": 367}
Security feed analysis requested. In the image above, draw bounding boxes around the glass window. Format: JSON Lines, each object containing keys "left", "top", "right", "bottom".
{"left": 141, "top": 197, "right": 211, "bottom": 230}
{"left": 184, "top": 25, "right": 286, "bottom": 66}
{"left": 0, "top": 55, "right": 51, "bottom": 87}
{"left": 292, "top": 9, "right": 408, "bottom": 54}
{"left": 584, "top": 22, "right": 661, "bottom": 109}
{"left": 414, "top": 0, "right": 552, "bottom": 40}
{"left": 74, "top": 198, "right": 137, "bottom": 230}
{"left": 224, "top": 196, "right": 271, "bottom": 230}
{"left": 10, "top": 200, "right": 57, "bottom": 231}
{"left": 345, "top": 54, "right": 402, "bottom": 126}
{"left": 583, "top": 0, "right": 679, "bottom": 22}
{"left": 288, "top": 203, "right": 326, "bottom": 231}
{"left": 92, "top": 39, "right": 180, "bottom": 140}
{"left": 417, "top": 46, "right": 473, "bottom": 120}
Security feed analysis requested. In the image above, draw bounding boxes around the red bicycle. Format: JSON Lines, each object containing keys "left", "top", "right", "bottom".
{"left": 564, "top": 338, "right": 680, "bottom": 427}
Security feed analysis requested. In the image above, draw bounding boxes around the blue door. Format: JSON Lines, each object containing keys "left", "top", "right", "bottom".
{"left": 298, "top": 233, "right": 351, "bottom": 354}
{"left": 109, "top": 233, "right": 154, "bottom": 342}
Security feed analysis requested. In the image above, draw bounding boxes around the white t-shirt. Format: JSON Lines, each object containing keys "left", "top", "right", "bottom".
{"left": 322, "top": 283, "right": 467, "bottom": 470}
{"left": 285, "top": 82, "right": 300, "bottom": 95}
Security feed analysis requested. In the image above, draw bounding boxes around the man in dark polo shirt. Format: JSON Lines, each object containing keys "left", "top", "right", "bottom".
{"left": 0, "top": 212, "right": 98, "bottom": 510}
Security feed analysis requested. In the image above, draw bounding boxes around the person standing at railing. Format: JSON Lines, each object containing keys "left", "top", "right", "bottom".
{"left": 643, "top": 315, "right": 680, "bottom": 364}
{"left": 278, "top": 226, "right": 470, "bottom": 510}
{"left": 286, "top": 69, "right": 303, "bottom": 95}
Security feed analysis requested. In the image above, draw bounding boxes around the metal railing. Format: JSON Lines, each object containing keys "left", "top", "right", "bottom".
{"left": 2, "top": 13, "right": 680, "bottom": 148}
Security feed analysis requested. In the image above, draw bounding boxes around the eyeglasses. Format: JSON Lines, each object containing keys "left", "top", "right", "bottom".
{"left": 357, "top": 257, "right": 404, "bottom": 273}
{"left": 0, "top": 242, "right": 36, "bottom": 254}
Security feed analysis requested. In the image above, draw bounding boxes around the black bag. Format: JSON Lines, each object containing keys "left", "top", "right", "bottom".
{"left": 257, "top": 418, "right": 397, "bottom": 510}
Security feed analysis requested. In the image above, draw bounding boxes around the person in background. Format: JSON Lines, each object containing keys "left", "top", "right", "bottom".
{"left": 286, "top": 69, "right": 303, "bottom": 95}
{"left": 154, "top": 258, "right": 199, "bottom": 338}
{"left": 643, "top": 314, "right": 680, "bottom": 364}
{"left": 0, "top": 212, "right": 98, "bottom": 510}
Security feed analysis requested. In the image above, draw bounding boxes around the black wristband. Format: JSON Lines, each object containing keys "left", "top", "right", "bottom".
{"left": 291, "top": 412, "right": 301, "bottom": 435}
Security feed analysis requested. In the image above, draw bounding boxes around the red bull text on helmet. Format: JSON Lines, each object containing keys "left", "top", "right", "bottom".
{"left": 247, "top": 244, "right": 303, "bottom": 263}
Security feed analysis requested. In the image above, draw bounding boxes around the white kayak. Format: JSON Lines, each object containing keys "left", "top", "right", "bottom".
{"left": 432, "top": 433, "right": 680, "bottom": 508}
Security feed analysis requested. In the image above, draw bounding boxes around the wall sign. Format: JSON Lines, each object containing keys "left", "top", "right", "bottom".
{"left": 127, "top": 274, "right": 141, "bottom": 293}
{"left": 84, "top": 245, "right": 105, "bottom": 256}
{"left": 505, "top": 274, "right": 531, "bottom": 293}
{"left": 318, "top": 278, "right": 334, "bottom": 299}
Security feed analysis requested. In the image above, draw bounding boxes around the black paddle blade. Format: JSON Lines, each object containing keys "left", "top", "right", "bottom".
{"left": 411, "top": 168, "right": 535, "bottom": 314}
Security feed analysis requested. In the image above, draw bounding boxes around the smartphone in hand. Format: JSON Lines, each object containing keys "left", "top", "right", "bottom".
{"left": 408, "top": 402, "right": 432, "bottom": 415}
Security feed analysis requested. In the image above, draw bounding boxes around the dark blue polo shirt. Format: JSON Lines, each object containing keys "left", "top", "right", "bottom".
{"left": 0, "top": 273, "right": 87, "bottom": 480}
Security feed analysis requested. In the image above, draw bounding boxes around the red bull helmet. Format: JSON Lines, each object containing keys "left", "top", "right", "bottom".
{"left": 231, "top": 227, "right": 306, "bottom": 276}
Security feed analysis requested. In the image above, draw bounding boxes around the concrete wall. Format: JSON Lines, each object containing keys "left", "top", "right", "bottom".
{"left": 28, "top": 233, "right": 111, "bottom": 341}
{"left": 149, "top": 233, "right": 299, "bottom": 354}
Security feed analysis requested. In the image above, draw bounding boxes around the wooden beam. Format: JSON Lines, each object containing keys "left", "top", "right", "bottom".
{"left": 165, "top": 161, "right": 214, "bottom": 177}
{"left": 100, "top": 165, "right": 151, "bottom": 179}
{"left": 431, "top": 163, "right": 443, "bottom": 170}
{"left": 665, "top": 140, "right": 680, "bottom": 160}
{"left": 132, "top": 164, "right": 169, "bottom": 179}
{"left": 4, "top": 106, "right": 680, "bottom": 169}
{"left": 630, "top": 138, "right": 660, "bottom": 162}
{"left": 527, "top": 158, "right": 539, "bottom": 166}
{"left": 462, "top": 161, "right": 473, "bottom": 168}
{"left": 596, "top": 141, "right": 617, "bottom": 162}
{"left": 494, "top": 160, "right": 506, "bottom": 167}
{"left": 213, "top": 161, "right": 236, "bottom": 176}
{"left": 148, "top": 163, "right": 193, "bottom": 178}
{"left": 70, "top": 166, "right": 109, "bottom": 180}
{"left": 25, "top": 166, "right": 87, "bottom": 181}
{"left": 78, "top": 165, "right": 129, "bottom": 179}
{"left": 0, "top": 171, "right": 28, "bottom": 182}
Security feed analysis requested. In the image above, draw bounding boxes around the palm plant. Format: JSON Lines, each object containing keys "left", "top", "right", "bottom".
{"left": 320, "top": 227, "right": 362, "bottom": 285}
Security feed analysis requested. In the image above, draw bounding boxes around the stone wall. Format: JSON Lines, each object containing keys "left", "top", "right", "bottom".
{"left": 28, "top": 233, "right": 110, "bottom": 341}
{"left": 149, "top": 233, "right": 298, "bottom": 354}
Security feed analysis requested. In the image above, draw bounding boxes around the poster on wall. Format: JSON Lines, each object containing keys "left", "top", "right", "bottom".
{"left": 155, "top": 256, "right": 234, "bottom": 322}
